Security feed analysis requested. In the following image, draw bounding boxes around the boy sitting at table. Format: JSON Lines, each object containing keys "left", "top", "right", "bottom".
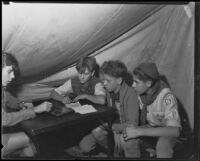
{"left": 100, "top": 60, "right": 140, "bottom": 158}
{"left": 2, "top": 52, "right": 52, "bottom": 158}
{"left": 50, "top": 56, "right": 106, "bottom": 156}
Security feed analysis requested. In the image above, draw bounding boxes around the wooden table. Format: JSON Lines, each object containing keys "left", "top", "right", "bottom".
{"left": 19, "top": 101, "right": 116, "bottom": 158}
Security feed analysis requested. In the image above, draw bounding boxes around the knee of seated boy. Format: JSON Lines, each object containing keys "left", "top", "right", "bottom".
{"left": 79, "top": 134, "right": 97, "bottom": 153}
{"left": 156, "top": 136, "right": 176, "bottom": 158}
{"left": 92, "top": 126, "right": 108, "bottom": 140}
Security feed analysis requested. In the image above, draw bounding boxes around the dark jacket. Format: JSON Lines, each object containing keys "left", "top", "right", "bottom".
{"left": 107, "top": 82, "right": 139, "bottom": 127}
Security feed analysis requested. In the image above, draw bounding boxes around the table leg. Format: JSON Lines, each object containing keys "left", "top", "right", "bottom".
{"left": 107, "top": 117, "right": 114, "bottom": 158}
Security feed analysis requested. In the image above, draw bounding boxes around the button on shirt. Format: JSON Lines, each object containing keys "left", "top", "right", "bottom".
{"left": 138, "top": 88, "right": 181, "bottom": 128}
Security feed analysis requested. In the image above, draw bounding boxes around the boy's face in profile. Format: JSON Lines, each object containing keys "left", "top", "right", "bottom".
{"left": 102, "top": 74, "right": 119, "bottom": 92}
{"left": 78, "top": 68, "right": 94, "bottom": 84}
{"left": 132, "top": 74, "right": 149, "bottom": 95}
{"left": 2, "top": 65, "right": 15, "bottom": 87}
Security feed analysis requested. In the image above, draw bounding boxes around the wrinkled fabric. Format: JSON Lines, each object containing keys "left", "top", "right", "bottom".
{"left": 2, "top": 3, "right": 194, "bottom": 129}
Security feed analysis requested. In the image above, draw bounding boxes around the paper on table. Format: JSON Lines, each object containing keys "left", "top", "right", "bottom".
{"left": 73, "top": 105, "right": 97, "bottom": 114}
{"left": 65, "top": 102, "right": 97, "bottom": 114}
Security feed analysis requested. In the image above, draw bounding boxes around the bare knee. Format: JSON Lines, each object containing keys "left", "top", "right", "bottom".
{"left": 79, "top": 134, "right": 96, "bottom": 153}
{"left": 156, "top": 136, "right": 176, "bottom": 158}
{"left": 123, "top": 139, "right": 141, "bottom": 158}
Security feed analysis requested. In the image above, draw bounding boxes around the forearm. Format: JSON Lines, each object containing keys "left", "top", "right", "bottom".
{"left": 2, "top": 109, "right": 36, "bottom": 126}
{"left": 139, "top": 126, "right": 180, "bottom": 137}
{"left": 50, "top": 90, "right": 65, "bottom": 102}
{"left": 85, "top": 95, "right": 106, "bottom": 105}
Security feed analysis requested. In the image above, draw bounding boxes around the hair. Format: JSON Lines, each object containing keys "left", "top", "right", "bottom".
{"left": 2, "top": 51, "right": 19, "bottom": 72}
{"left": 100, "top": 60, "right": 128, "bottom": 79}
{"left": 76, "top": 56, "right": 97, "bottom": 74}
{"left": 133, "top": 67, "right": 157, "bottom": 85}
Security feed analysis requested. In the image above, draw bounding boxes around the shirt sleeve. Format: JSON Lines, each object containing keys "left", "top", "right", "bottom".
{"left": 163, "top": 93, "right": 181, "bottom": 128}
{"left": 54, "top": 79, "right": 73, "bottom": 96}
{"left": 94, "top": 82, "right": 106, "bottom": 96}
{"left": 2, "top": 108, "right": 36, "bottom": 127}
{"left": 5, "top": 91, "right": 21, "bottom": 110}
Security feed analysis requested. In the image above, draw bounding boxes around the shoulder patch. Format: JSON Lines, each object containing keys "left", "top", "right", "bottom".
{"left": 163, "top": 93, "right": 176, "bottom": 106}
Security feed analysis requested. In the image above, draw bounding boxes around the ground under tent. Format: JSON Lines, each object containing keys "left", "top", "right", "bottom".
{"left": 2, "top": 2, "right": 195, "bottom": 159}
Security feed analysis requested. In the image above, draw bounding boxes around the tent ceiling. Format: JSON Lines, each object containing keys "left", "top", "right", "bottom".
{"left": 2, "top": 3, "right": 162, "bottom": 83}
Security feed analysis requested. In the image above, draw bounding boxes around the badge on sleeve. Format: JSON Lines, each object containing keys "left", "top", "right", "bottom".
{"left": 165, "top": 98, "right": 171, "bottom": 105}
{"left": 164, "top": 93, "right": 175, "bottom": 106}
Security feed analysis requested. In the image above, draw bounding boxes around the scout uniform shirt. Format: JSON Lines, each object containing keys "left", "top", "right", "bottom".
{"left": 138, "top": 88, "right": 181, "bottom": 128}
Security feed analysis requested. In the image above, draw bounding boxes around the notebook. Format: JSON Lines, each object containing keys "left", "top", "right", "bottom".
{"left": 65, "top": 102, "right": 97, "bottom": 114}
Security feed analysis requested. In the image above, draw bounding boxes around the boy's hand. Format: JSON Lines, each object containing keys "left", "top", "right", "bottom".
{"left": 62, "top": 96, "right": 72, "bottom": 104}
{"left": 73, "top": 94, "right": 88, "bottom": 102}
{"left": 19, "top": 102, "right": 34, "bottom": 110}
{"left": 23, "top": 102, "right": 34, "bottom": 109}
{"left": 34, "top": 101, "right": 52, "bottom": 114}
{"left": 123, "top": 126, "right": 141, "bottom": 141}
{"left": 112, "top": 123, "right": 125, "bottom": 134}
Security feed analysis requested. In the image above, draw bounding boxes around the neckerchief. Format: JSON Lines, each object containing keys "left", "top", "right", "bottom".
{"left": 139, "top": 80, "right": 168, "bottom": 125}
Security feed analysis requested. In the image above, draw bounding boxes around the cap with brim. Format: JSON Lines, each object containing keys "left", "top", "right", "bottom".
{"left": 136, "top": 62, "right": 159, "bottom": 80}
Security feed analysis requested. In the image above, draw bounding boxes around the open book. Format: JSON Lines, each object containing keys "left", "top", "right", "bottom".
{"left": 65, "top": 102, "right": 97, "bottom": 114}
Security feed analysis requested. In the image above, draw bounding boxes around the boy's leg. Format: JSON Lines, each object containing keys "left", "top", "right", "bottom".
{"left": 2, "top": 132, "right": 35, "bottom": 157}
{"left": 65, "top": 127, "right": 105, "bottom": 157}
{"left": 79, "top": 133, "right": 97, "bottom": 153}
{"left": 92, "top": 126, "right": 108, "bottom": 150}
{"left": 122, "top": 137, "right": 141, "bottom": 158}
{"left": 113, "top": 132, "right": 124, "bottom": 157}
{"left": 156, "top": 136, "right": 177, "bottom": 158}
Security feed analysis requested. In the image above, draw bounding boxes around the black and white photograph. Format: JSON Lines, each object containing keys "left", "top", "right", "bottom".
{"left": 2, "top": 1, "right": 199, "bottom": 160}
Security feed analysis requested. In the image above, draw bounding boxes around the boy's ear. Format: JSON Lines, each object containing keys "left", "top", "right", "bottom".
{"left": 117, "top": 77, "right": 122, "bottom": 85}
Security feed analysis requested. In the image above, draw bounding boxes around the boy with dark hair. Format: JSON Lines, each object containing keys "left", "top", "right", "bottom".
{"left": 100, "top": 60, "right": 140, "bottom": 158}
{"left": 123, "top": 62, "right": 181, "bottom": 158}
{"left": 50, "top": 56, "right": 106, "bottom": 105}
{"left": 50, "top": 56, "right": 106, "bottom": 156}
{"left": 2, "top": 52, "right": 52, "bottom": 157}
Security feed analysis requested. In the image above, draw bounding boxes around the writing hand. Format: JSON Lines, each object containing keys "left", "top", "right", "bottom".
{"left": 34, "top": 101, "right": 52, "bottom": 114}
{"left": 23, "top": 102, "right": 34, "bottom": 109}
{"left": 73, "top": 94, "right": 87, "bottom": 102}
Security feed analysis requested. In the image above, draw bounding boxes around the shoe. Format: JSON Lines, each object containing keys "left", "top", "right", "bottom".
{"left": 91, "top": 152, "right": 108, "bottom": 158}
{"left": 64, "top": 146, "right": 83, "bottom": 157}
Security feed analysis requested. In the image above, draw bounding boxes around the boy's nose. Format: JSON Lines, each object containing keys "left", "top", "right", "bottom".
{"left": 11, "top": 72, "right": 15, "bottom": 79}
{"left": 80, "top": 74, "right": 85, "bottom": 79}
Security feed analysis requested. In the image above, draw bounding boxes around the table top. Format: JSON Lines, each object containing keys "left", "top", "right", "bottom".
{"left": 20, "top": 101, "right": 116, "bottom": 136}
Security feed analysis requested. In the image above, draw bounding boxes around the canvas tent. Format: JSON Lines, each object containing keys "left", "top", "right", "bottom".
{"left": 2, "top": 2, "right": 194, "bottom": 131}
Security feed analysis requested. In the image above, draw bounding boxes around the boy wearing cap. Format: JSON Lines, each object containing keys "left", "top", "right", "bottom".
{"left": 123, "top": 62, "right": 181, "bottom": 158}
{"left": 100, "top": 60, "right": 140, "bottom": 158}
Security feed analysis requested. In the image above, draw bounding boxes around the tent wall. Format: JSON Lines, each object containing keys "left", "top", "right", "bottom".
{"left": 2, "top": 3, "right": 194, "bottom": 129}
{"left": 2, "top": 3, "right": 161, "bottom": 82}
